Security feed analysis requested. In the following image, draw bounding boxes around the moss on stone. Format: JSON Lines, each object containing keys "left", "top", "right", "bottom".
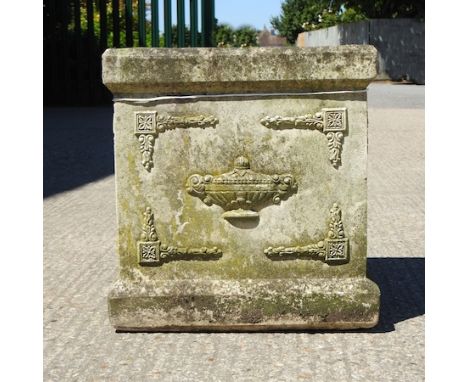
{"left": 108, "top": 277, "right": 380, "bottom": 330}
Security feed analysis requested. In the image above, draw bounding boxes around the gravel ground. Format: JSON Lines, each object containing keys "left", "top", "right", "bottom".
{"left": 44, "top": 83, "right": 424, "bottom": 382}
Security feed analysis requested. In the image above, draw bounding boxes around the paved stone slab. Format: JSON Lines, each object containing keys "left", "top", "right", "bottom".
{"left": 44, "top": 83, "right": 424, "bottom": 381}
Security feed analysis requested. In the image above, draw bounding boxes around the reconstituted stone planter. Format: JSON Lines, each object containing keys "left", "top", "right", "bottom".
{"left": 103, "top": 46, "right": 380, "bottom": 331}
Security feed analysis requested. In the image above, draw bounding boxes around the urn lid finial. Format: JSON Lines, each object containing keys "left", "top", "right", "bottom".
{"left": 234, "top": 156, "right": 250, "bottom": 169}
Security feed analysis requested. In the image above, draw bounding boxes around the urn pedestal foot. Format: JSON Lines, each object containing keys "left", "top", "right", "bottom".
{"left": 108, "top": 277, "right": 380, "bottom": 331}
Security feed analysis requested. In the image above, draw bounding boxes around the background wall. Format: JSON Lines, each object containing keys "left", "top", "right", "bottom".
{"left": 297, "top": 19, "right": 424, "bottom": 84}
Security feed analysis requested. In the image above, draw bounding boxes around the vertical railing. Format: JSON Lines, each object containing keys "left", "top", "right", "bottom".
{"left": 177, "top": 0, "right": 185, "bottom": 47}
{"left": 59, "top": 1, "right": 70, "bottom": 104}
{"left": 44, "top": 0, "right": 216, "bottom": 105}
{"left": 125, "top": 0, "right": 133, "bottom": 47}
{"left": 85, "top": 0, "right": 96, "bottom": 103}
{"left": 164, "top": 0, "right": 172, "bottom": 47}
{"left": 99, "top": 0, "right": 108, "bottom": 52}
{"left": 151, "top": 0, "right": 160, "bottom": 47}
{"left": 112, "top": 0, "right": 120, "bottom": 47}
{"left": 46, "top": 0, "right": 58, "bottom": 102}
{"left": 138, "top": 0, "right": 146, "bottom": 46}
{"left": 201, "top": 0, "right": 215, "bottom": 47}
{"left": 73, "top": 0, "right": 84, "bottom": 104}
{"left": 190, "top": 0, "right": 198, "bottom": 47}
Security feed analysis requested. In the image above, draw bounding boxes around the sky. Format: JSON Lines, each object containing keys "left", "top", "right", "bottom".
{"left": 153, "top": 0, "right": 284, "bottom": 31}
{"left": 215, "top": 0, "right": 284, "bottom": 30}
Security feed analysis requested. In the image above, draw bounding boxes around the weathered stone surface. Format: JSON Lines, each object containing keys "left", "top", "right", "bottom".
{"left": 102, "top": 46, "right": 378, "bottom": 96}
{"left": 109, "top": 278, "right": 379, "bottom": 331}
{"left": 103, "top": 47, "right": 380, "bottom": 330}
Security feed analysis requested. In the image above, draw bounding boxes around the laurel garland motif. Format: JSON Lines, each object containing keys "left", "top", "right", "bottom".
{"left": 140, "top": 207, "right": 158, "bottom": 241}
{"left": 138, "top": 134, "right": 155, "bottom": 171}
{"left": 326, "top": 132, "right": 344, "bottom": 168}
{"left": 264, "top": 203, "right": 349, "bottom": 263}
{"left": 137, "top": 207, "right": 222, "bottom": 266}
{"left": 134, "top": 112, "right": 218, "bottom": 172}
{"left": 260, "top": 108, "right": 347, "bottom": 168}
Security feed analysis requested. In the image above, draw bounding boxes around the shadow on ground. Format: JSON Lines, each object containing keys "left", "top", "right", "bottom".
{"left": 301, "top": 257, "right": 424, "bottom": 334}
{"left": 365, "top": 257, "right": 424, "bottom": 333}
{"left": 44, "top": 107, "right": 114, "bottom": 197}
{"left": 296, "top": 257, "right": 425, "bottom": 334}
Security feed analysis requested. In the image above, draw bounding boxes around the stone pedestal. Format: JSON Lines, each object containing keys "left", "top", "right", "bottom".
{"left": 103, "top": 47, "right": 380, "bottom": 331}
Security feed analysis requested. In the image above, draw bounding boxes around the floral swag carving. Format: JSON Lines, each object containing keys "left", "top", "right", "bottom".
{"left": 138, "top": 207, "right": 222, "bottom": 266}
{"left": 264, "top": 203, "right": 349, "bottom": 264}
{"left": 260, "top": 108, "right": 347, "bottom": 168}
{"left": 134, "top": 111, "right": 218, "bottom": 172}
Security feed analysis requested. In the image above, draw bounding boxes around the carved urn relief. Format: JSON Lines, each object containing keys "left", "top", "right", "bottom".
{"left": 186, "top": 156, "right": 297, "bottom": 220}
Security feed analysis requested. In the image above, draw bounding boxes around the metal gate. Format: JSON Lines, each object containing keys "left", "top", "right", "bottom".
{"left": 44, "top": 0, "right": 216, "bottom": 105}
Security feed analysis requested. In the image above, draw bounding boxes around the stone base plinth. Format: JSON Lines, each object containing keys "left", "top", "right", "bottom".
{"left": 108, "top": 277, "right": 380, "bottom": 331}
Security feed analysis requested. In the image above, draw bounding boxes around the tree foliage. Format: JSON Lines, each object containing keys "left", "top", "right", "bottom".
{"left": 271, "top": 0, "right": 329, "bottom": 44}
{"left": 271, "top": 0, "right": 425, "bottom": 44}
{"left": 345, "top": 0, "right": 424, "bottom": 19}
{"left": 214, "top": 23, "right": 258, "bottom": 47}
